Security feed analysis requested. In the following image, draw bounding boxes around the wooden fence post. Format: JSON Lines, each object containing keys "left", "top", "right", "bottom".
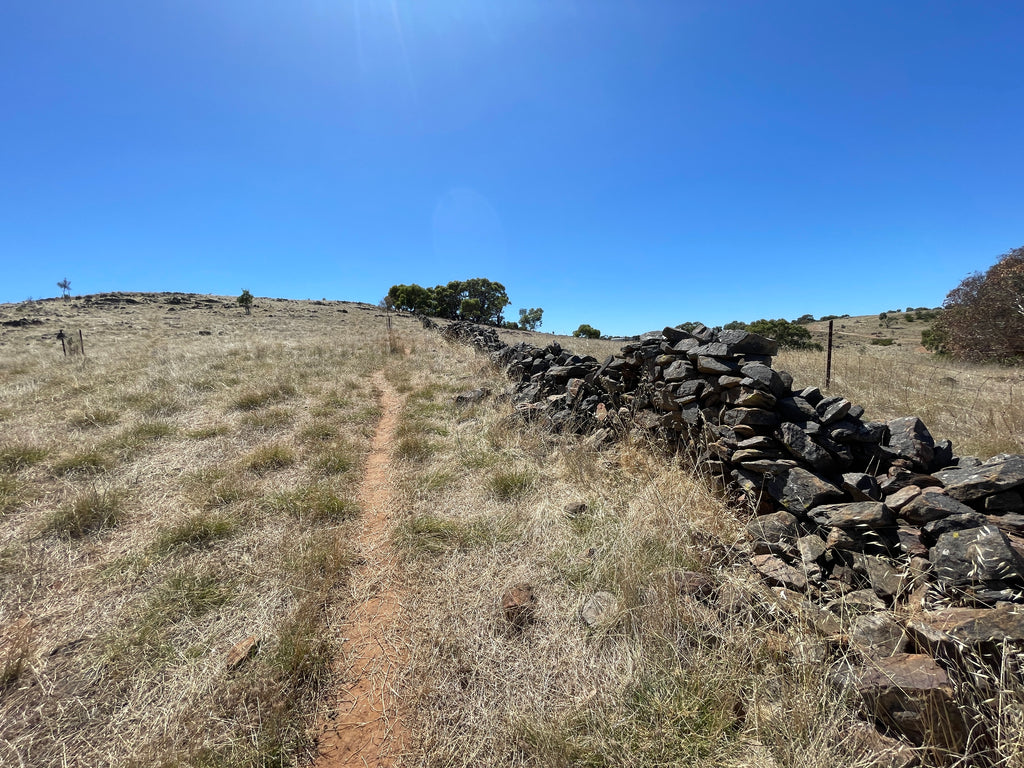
{"left": 825, "top": 320, "right": 833, "bottom": 389}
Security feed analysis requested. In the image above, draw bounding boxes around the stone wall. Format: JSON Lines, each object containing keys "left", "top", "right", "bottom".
{"left": 442, "top": 319, "right": 1024, "bottom": 759}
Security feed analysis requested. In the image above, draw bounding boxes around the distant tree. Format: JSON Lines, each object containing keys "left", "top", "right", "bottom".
{"left": 518, "top": 307, "right": 543, "bottom": 331}
{"left": 57, "top": 278, "right": 71, "bottom": 301}
{"left": 386, "top": 283, "right": 432, "bottom": 314}
{"left": 794, "top": 313, "right": 815, "bottom": 324}
{"left": 572, "top": 323, "right": 601, "bottom": 339}
{"left": 878, "top": 312, "right": 893, "bottom": 328}
{"left": 385, "top": 278, "right": 510, "bottom": 324}
{"left": 931, "top": 245, "right": 1024, "bottom": 362}
{"left": 237, "top": 289, "right": 254, "bottom": 315}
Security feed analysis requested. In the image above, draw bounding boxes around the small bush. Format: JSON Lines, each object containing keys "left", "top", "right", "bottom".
{"left": 245, "top": 444, "right": 296, "bottom": 474}
{"left": 870, "top": 338, "right": 895, "bottom": 347}
{"left": 44, "top": 489, "right": 123, "bottom": 537}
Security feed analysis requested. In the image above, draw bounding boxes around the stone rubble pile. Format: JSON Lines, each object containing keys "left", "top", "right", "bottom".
{"left": 442, "top": 319, "right": 1024, "bottom": 759}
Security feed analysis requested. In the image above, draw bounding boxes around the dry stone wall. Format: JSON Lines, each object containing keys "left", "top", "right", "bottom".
{"left": 442, "top": 319, "right": 1024, "bottom": 760}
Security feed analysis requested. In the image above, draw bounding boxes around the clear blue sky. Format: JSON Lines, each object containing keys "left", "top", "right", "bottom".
{"left": 2, "top": 1, "right": 1022, "bottom": 335}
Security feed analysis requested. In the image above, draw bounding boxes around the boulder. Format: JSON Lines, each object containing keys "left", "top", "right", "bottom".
{"left": 776, "top": 422, "right": 834, "bottom": 471}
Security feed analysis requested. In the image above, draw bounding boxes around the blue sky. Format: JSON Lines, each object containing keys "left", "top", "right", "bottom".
{"left": 2, "top": 1, "right": 1022, "bottom": 335}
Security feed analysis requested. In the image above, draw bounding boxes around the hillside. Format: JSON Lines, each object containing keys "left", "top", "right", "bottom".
{"left": 1, "top": 293, "right": 1021, "bottom": 767}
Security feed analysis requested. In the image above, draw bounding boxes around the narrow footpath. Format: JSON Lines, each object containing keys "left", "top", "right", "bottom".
{"left": 314, "top": 371, "right": 408, "bottom": 768}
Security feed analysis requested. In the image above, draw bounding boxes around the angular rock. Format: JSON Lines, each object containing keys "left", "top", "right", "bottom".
{"left": 908, "top": 605, "right": 1024, "bottom": 650}
{"left": 663, "top": 359, "right": 696, "bottom": 382}
{"left": 502, "top": 584, "right": 538, "bottom": 628}
{"left": 886, "top": 416, "right": 935, "bottom": 470}
{"left": 933, "top": 455, "right": 1024, "bottom": 502}
{"left": 853, "top": 653, "right": 968, "bottom": 750}
{"left": 885, "top": 485, "right": 921, "bottom": 511}
{"left": 454, "top": 387, "right": 491, "bottom": 406}
{"left": 797, "top": 534, "right": 827, "bottom": 565}
{"left": 580, "top": 591, "right": 619, "bottom": 629}
{"left": 988, "top": 512, "right": 1024, "bottom": 536}
{"left": 226, "top": 635, "right": 260, "bottom": 670}
{"left": 764, "top": 467, "right": 844, "bottom": 514}
{"left": 776, "top": 422, "right": 834, "bottom": 471}
{"left": 809, "top": 502, "right": 895, "bottom": 529}
{"left": 717, "top": 329, "right": 779, "bottom": 356}
{"left": 740, "top": 363, "right": 785, "bottom": 396}
{"left": 921, "top": 511, "right": 989, "bottom": 544}
{"left": 842, "top": 472, "right": 882, "bottom": 502}
{"left": 984, "top": 490, "right": 1024, "bottom": 512}
{"left": 751, "top": 553, "right": 807, "bottom": 591}
{"left": 930, "top": 525, "right": 1024, "bottom": 586}
{"left": 778, "top": 396, "right": 820, "bottom": 422}
{"left": 747, "top": 511, "right": 799, "bottom": 556}
{"left": 900, "top": 493, "right": 975, "bottom": 526}
{"left": 861, "top": 554, "right": 902, "bottom": 600}
{"left": 850, "top": 613, "right": 908, "bottom": 658}
{"left": 697, "top": 356, "right": 737, "bottom": 375}
{"left": 818, "top": 397, "right": 852, "bottom": 426}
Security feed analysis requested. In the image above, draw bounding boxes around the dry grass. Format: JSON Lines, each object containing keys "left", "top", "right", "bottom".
{"left": 2, "top": 297, "right": 1018, "bottom": 767}
{"left": 0, "top": 294, "right": 397, "bottom": 766}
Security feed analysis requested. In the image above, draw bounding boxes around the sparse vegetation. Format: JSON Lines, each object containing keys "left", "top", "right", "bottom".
{"left": 43, "top": 488, "right": 124, "bottom": 537}
{"left": 237, "top": 288, "right": 254, "bottom": 315}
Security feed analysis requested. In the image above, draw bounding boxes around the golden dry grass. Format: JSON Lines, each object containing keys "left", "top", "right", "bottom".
{"left": 2, "top": 297, "right": 1016, "bottom": 767}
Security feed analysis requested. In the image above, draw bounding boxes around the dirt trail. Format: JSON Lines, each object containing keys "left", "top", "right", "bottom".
{"left": 314, "top": 371, "right": 408, "bottom": 768}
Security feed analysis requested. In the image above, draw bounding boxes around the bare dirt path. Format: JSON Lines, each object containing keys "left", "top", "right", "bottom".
{"left": 314, "top": 370, "right": 409, "bottom": 768}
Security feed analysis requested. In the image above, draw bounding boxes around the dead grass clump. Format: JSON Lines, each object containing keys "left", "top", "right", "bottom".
{"left": 0, "top": 619, "right": 34, "bottom": 691}
{"left": 395, "top": 513, "right": 516, "bottom": 556}
{"left": 311, "top": 442, "right": 358, "bottom": 476}
{"left": 185, "top": 423, "right": 231, "bottom": 440}
{"left": 231, "top": 381, "right": 297, "bottom": 411}
{"left": 244, "top": 443, "right": 296, "bottom": 474}
{"left": 0, "top": 475, "right": 23, "bottom": 514}
{"left": 261, "top": 484, "right": 358, "bottom": 524}
{"left": 489, "top": 468, "right": 535, "bottom": 500}
{"left": 186, "top": 468, "right": 255, "bottom": 509}
{"left": 299, "top": 420, "right": 339, "bottom": 442}
{"left": 67, "top": 408, "right": 120, "bottom": 429}
{"left": 240, "top": 406, "right": 295, "bottom": 431}
{"left": 123, "top": 390, "right": 183, "bottom": 417}
{"left": 151, "top": 513, "right": 237, "bottom": 554}
{"left": 52, "top": 449, "right": 114, "bottom": 475}
{"left": 397, "top": 435, "right": 436, "bottom": 461}
{"left": 43, "top": 488, "right": 123, "bottom": 537}
{"left": 0, "top": 443, "right": 47, "bottom": 472}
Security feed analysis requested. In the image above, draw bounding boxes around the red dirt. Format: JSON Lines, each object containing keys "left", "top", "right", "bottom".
{"left": 313, "top": 372, "right": 408, "bottom": 768}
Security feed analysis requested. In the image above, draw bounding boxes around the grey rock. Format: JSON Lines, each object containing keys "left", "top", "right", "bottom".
{"left": 722, "top": 408, "right": 779, "bottom": 429}
{"left": 663, "top": 359, "right": 697, "bottom": 382}
{"left": 696, "top": 356, "right": 737, "bottom": 375}
{"left": 861, "top": 554, "right": 902, "bottom": 599}
{"left": 853, "top": 653, "right": 968, "bottom": 750}
{"left": 885, "top": 485, "right": 921, "bottom": 511}
{"left": 900, "top": 493, "right": 975, "bottom": 525}
{"left": 764, "top": 467, "right": 844, "bottom": 514}
{"left": 908, "top": 604, "right": 1024, "bottom": 650}
{"left": 984, "top": 490, "right": 1024, "bottom": 512}
{"left": 797, "top": 534, "right": 828, "bottom": 565}
{"left": 819, "top": 398, "right": 852, "bottom": 425}
{"left": 716, "top": 329, "right": 779, "bottom": 356}
{"left": 921, "top": 511, "right": 989, "bottom": 544}
{"left": 580, "top": 591, "right": 620, "bottom": 629}
{"left": 747, "top": 511, "right": 799, "bottom": 555}
{"left": 809, "top": 502, "right": 895, "bottom": 529}
{"left": 776, "top": 422, "right": 834, "bottom": 471}
{"left": 842, "top": 472, "right": 883, "bottom": 502}
{"left": 933, "top": 455, "right": 1024, "bottom": 502}
{"left": 740, "top": 362, "right": 785, "bottom": 395}
{"left": 751, "top": 553, "right": 807, "bottom": 591}
{"left": 778, "top": 396, "right": 819, "bottom": 422}
{"left": 850, "top": 613, "right": 908, "bottom": 658}
{"left": 886, "top": 416, "right": 935, "bottom": 470}
{"left": 930, "top": 525, "right": 1024, "bottom": 586}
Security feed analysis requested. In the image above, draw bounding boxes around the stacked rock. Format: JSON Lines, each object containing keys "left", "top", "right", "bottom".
{"left": 444, "top": 320, "right": 1024, "bottom": 609}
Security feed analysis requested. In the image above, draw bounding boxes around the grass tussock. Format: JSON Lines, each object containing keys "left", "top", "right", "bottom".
{"left": 261, "top": 484, "right": 359, "bottom": 524}
{"left": 151, "top": 513, "right": 237, "bottom": 554}
{"left": 489, "top": 468, "right": 535, "bottom": 500}
{"left": 0, "top": 294, "right": 395, "bottom": 766}
{"left": 0, "top": 443, "right": 47, "bottom": 472}
{"left": 231, "top": 381, "right": 297, "bottom": 411}
{"left": 43, "top": 488, "right": 123, "bottom": 537}
{"left": 244, "top": 443, "right": 296, "bottom": 474}
{"left": 395, "top": 513, "right": 517, "bottom": 556}
{"left": 51, "top": 449, "right": 114, "bottom": 476}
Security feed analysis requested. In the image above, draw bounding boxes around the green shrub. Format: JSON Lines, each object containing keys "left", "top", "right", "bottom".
{"left": 245, "top": 444, "right": 296, "bottom": 473}
{"left": 870, "top": 338, "right": 895, "bottom": 347}
{"left": 44, "top": 489, "right": 123, "bottom": 537}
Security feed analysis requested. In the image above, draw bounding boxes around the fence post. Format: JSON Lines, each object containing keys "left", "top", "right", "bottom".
{"left": 79, "top": 329, "right": 85, "bottom": 357}
{"left": 825, "top": 320, "right": 833, "bottom": 389}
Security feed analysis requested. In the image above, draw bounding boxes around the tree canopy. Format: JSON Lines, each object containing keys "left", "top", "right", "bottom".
{"left": 723, "top": 318, "right": 822, "bottom": 350}
{"left": 930, "top": 246, "right": 1024, "bottom": 362}
{"left": 572, "top": 323, "right": 601, "bottom": 339}
{"left": 518, "top": 307, "right": 543, "bottom": 331}
{"left": 386, "top": 278, "right": 510, "bottom": 325}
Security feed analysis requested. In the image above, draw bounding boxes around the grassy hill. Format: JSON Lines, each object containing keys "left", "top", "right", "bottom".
{"left": 1, "top": 294, "right": 1020, "bottom": 767}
